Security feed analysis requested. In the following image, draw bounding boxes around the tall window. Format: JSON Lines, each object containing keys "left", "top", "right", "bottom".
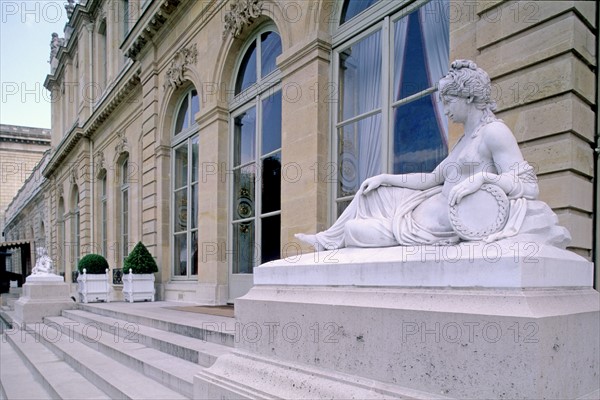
{"left": 333, "top": 0, "right": 449, "bottom": 215}
{"left": 121, "top": 159, "right": 129, "bottom": 263}
{"left": 58, "top": 197, "right": 65, "bottom": 276}
{"left": 98, "top": 20, "right": 107, "bottom": 89}
{"left": 72, "top": 187, "right": 80, "bottom": 267}
{"left": 100, "top": 174, "right": 107, "bottom": 257}
{"left": 172, "top": 88, "right": 199, "bottom": 278}
{"left": 230, "top": 27, "right": 282, "bottom": 274}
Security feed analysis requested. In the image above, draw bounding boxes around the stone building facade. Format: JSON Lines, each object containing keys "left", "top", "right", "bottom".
{"left": 6, "top": 0, "right": 597, "bottom": 302}
{"left": 0, "top": 125, "right": 51, "bottom": 241}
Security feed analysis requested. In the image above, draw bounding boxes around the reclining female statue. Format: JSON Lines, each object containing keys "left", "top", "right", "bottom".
{"left": 297, "top": 60, "right": 568, "bottom": 250}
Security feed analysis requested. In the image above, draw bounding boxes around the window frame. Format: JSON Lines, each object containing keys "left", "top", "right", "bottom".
{"left": 120, "top": 159, "right": 130, "bottom": 264}
{"left": 100, "top": 173, "right": 108, "bottom": 257}
{"left": 330, "top": 0, "right": 447, "bottom": 217}
{"left": 229, "top": 25, "right": 283, "bottom": 275}
{"left": 170, "top": 87, "right": 200, "bottom": 280}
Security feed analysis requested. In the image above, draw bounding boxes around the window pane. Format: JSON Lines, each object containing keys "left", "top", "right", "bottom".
{"left": 393, "top": 93, "right": 447, "bottom": 174}
{"left": 191, "top": 183, "right": 198, "bottom": 229}
{"left": 232, "top": 221, "right": 254, "bottom": 274}
{"left": 191, "top": 230, "right": 198, "bottom": 276}
{"left": 261, "top": 153, "right": 281, "bottom": 214}
{"left": 340, "top": 0, "right": 379, "bottom": 24}
{"left": 174, "top": 144, "right": 188, "bottom": 189}
{"left": 339, "top": 30, "right": 381, "bottom": 121}
{"left": 191, "top": 136, "right": 199, "bottom": 183}
{"left": 261, "top": 91, "right": 281, "bottom": 155}
{"left": 338, "top": 113, "right": 382, "bottom": 197}
{"left": 235, "top": 40, "right": 257, "bottom": 94}
{"left": 234, "top": 164, "right": 255, "bottom": 220}
{"left": 261, "top": 31, "right": 281, "bottom": 78}
{"left": 174, "top": 233, "right": 187, "bottom": 276}
{"left": 190, "top": 90, "right": 199, "bottom": 123}
{"left": 174, "top": 95, "right": 189, "bottom": 134}
{"left": 394, "top": 10, "right": 430, "bottom": 100}
{"left": 174, "top": 188, "right": 188, "bottom": 232}
{"left": 122, "top": 161, "right": 128, "bottom": 185}
{"left": 261, "top": 214, "right": 280, "bottom": 264}
{"left": 234, "top": 108, "right": 256, "bottom": 167}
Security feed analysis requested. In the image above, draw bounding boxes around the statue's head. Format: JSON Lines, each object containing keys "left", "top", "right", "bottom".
{"left": 439, "top": 60, "right": 496, "bottom": 121}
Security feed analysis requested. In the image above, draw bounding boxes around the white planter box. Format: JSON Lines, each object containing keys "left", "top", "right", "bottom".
{"left": 123, "top": 271, "right": 155, "bottom": 302}
{"left": 77, "top": 269, "right": 110, "bottom": 303}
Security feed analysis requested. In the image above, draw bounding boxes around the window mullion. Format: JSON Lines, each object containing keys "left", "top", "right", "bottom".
{"left": 255, "top": 94, "right": 262, "bottom": 267}
{"left": 382, "top": 16, "right": 392, "bottom": 173}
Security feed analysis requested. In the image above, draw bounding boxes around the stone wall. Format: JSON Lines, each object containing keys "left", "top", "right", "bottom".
{"left": 0, "top": 124, "right": 50, "bottom": 242}
{"left": 5, "top": 0, "right": 594, "bottom": 303}
{"left": 451, "top": 0, "right": 597, "bottom": 259}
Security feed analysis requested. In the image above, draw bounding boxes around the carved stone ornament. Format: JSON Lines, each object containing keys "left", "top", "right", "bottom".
{"left": 65, "top": 0, "right": 76, "bottom": 20}
{"left": 164, "top": 44, "right": 198, "bottom": 90}
{"left": 222, "top": 0, "right": 263, "bottom": 39}
{"left": 448, "top": 184, "right": 509, "bottom": 240}
{"left": 114, "top": 130, "right": 128, "bottom": 156}
{"left": 70, "top": 165, "right": 79, "bottom": 184}
{"left": 94, "top": 150, "right": 105, "bottom": 171}
{"left": 55, "top": 183, "right": 64, "bottom": 199}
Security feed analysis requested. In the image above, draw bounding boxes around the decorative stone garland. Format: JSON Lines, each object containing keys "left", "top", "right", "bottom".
{"left": 448, "top": 183, "right": 509, "bottom": 240}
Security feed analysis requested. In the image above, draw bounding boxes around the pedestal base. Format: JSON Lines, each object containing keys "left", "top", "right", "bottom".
{"left": 13, "top": 276, "right": 75, "bottom": 326}
{"left": 194, "top": 247, "right": 599, "bottom": 399}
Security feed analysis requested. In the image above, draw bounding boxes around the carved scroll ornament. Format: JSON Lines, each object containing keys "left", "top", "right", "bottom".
{"left": 164, "top": 44, "right": 198, "bottom": 90}
{"left": 222, "top": 0, "right": 263, "bottom": 39}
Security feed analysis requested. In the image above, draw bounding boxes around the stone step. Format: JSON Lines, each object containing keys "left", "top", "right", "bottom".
{"left": 61, "top": 309, "right": 232, "bottom": 366}
{"left": 44, "top": 315, "right": 198, "bottom": 397}
{"left": 0, "top": 339, "right": 54, "bottom": 400}
{"left": 24, "top": 322, "right": 188, "bottom": 400}
{"left": 78, "top": 303, "right": 235, "bottom": 347}
{"left": 2, "top": 330, "right": 110, "bottom": 399}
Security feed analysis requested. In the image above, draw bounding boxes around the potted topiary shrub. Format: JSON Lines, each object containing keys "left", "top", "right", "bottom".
{"left": 77, "top": 254, "right": 110, "bottom": 303}
{"left": 122, "top": 242, "right": 158, "bottom": 302}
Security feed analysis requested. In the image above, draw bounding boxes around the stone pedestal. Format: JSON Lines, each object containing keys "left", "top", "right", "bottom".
{"left": 194, "top": 244, "right": 600, "bottom": 399}
{"left": 13, "top": 275, "right": 75, "bottom": 327}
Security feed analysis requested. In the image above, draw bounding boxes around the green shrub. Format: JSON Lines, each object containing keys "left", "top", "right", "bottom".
{"left": 77, "top": 254, "right": 109, "bottom": 274}
{"left": 123, "top": 242, "right": 158, "bottom": 274}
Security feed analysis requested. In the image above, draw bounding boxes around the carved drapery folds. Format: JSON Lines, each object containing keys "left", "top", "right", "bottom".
{"left": 164, "top": 44, "right": 198, "bottom": 90}
{"left": 222, "top": 0, "right": 263, "bottom": 39}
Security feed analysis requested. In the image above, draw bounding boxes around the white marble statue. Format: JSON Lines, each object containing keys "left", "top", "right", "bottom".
{"left": 31, "top": 247, "right": 56, "bottom": 275}
{"left": 297, "top": 60, "right": 569, "bottom": 251}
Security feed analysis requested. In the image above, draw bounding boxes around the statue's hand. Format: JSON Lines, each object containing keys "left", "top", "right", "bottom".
{"left": 361, "top": 175, "right": 386, "bottom": 195}
{"left": 449, "top": 174, "right": 484, "bottom": 206}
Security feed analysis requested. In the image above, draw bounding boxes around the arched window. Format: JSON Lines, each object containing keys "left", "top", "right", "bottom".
{"left": 333, "top": 0, "right": 449, "bottom": 215}
{"left": 121, "top": 159, "right": 129, "bottom": 263}
{"left": 230, "top": 26, "right": 282, "bottom": 288}
{"left": 172, "top": 88, "right": 199, "bottom": 279}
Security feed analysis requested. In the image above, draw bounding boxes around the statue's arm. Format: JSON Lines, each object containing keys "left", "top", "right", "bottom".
{"left": 361, "top": 164, "right": 446, "bottom": 194}
{"left": 449, "top": 122, "right": 539, "bottom": 205}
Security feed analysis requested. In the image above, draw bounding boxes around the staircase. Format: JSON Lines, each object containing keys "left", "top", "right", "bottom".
{"left": 0, "top": 301, "right": 235, "bottom": 399}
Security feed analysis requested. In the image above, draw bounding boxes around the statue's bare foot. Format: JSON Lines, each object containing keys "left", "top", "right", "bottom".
{"left": 294, "top": 233, "right": 325, "bottom": 251}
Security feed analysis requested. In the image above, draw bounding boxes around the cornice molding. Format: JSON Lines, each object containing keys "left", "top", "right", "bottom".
{"left": 85, "top": 65, "right": 142, "bottom": 137}
{"left": 43, "top": 65, "right": 141, "bottom": 179}
{"left": 42, "top": 126, "right": 84, "bottom": 178}
{"left": 123, "top": 0, "right": 182, "bottom": 60}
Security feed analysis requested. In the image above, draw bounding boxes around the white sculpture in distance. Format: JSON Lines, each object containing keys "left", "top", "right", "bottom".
{"left": 296, "top": 60, "right": 569, "bottom": 251}
{"left": 28, "top": 247, "right": 63, "bottom": 282}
